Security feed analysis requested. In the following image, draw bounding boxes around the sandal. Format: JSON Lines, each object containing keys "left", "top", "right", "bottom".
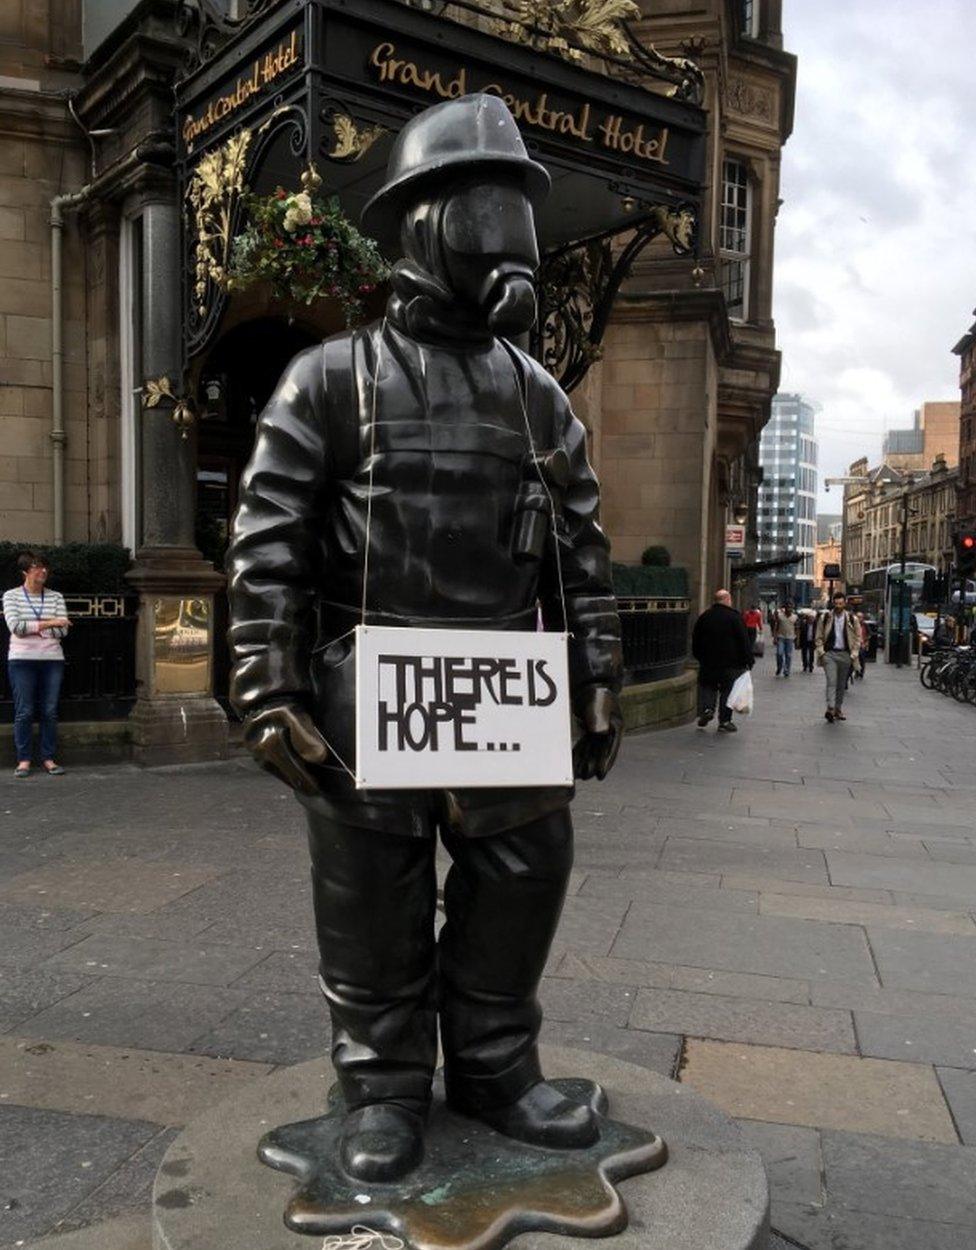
{"left": 14, "top": 765, "right": 30, "bottom": 778}
{"left": 42, "top": 762, "right": 65, "bottom": 775}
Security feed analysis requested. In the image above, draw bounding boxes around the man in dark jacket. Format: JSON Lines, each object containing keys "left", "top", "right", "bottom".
{"left": 227, "top": 96, "right": 622, "bottom": 1182}
{"left": 692, "top": 589, "right": 754, "bottom": 733}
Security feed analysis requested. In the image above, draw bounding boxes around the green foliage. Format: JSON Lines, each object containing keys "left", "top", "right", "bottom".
{"left": 0, "top": 542, "right": 131, "bottom": 594}
{"left": 640, "top": 545, "right": 671, "bottom": 567}
{"left": 228, "top": 179, "right": 389, "bottom": 325}
{"left": 612, "top": 562, "right": 688, "bottom": 598}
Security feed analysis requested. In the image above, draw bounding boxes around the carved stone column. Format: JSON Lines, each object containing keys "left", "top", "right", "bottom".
{"left": 125, "top": 178, "right": 228, "bottom": 765}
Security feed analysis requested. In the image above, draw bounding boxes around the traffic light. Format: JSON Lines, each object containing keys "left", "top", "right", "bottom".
{"left": 957, "top": 532, "right": 976, "bottom": 577}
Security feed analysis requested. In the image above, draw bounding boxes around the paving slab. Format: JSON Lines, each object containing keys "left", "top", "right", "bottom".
{"left": 21, "top": 978, "right": 249, "bottom": 1052}
{"left": 0, "top": 923, "right": 90, "bottom": 968}
{"left": 16, "top": 1212, "right": 151, "bottom": 1250}
{"left": 630, "top": 987, "right": 854, "bottom": 1053}
{"left": 855, "top": 1008, "right": 976, "bottom": 1068}
{"left": 51, "top": 1129, "right": 179, "bottom": 1237}
{"left": 822, "top": 1128, "right": 976, "bottom": 1226}
{"left": 186, "top": 990, "right": 331, "bottom": 1064}
{"left": 659, "top": 839, "right": 829, "bottom": 884}
{"left": 0, "top": 968, "right": 96, "bottom": 1033}
{"left": 550, "top": 952, "right": 673, "bottom": 989}
{"left": 670, "top": 967, "right": 809, "bottom": 1004}
{"left": 771, "top": 1200, "right": 976, "bottom": 1250}
{"left": 681, "top": 1039, "right": 957, "bottom": 1142}
{"left": 578, "top": 873, "right": 759, "bottom": 911}
{"left": 0, "top": 1103, "right": 160, "bottom": 1244}
{"left": 550, "top": 894, "right": 631, "bottom": 956}
{"left": 810, "top": 980, "right": 976, "bottom": 1021}
{"left": 796, "top": 828, "right": 931, "bottom": 857}
{"left": 826, "top": 849, "right": 976, "bottom": 898}
{"left": 540, "top": 976, "right": 638, "bottom": 1025}
{"left": 613, "top": 903, "right": 878, "bottom": 984}
{"left": 937, "top": 1068, "right": 976, "bottom": 1145}
{"left": 0, "top": 1035, "right": 271, "bottom": 1124}
{"left": 758, "top": 893, "right": 976, "bottom": 935}
{"left": 538, "top": 1020, "right": 681, "bottom": 1077}
{"left": 867, "top": 928, "right": 976, "bottom": 995}
{"left": 719, "top": 874, "right": 892, "bottom": 904}
{"left": 226, "top": 949, "right": 320, "bottom": 994}
{"left": 0, "top": 860, "right": 224, "bottom": 915}
{"left": 0, "top": 900, "right": 97, "bottom": 931}
{"left": 43, "top": 933, "right": 268, "bottom": 987}
{"left": 736, "top": 1120, "right": 823, "bottom": 1207}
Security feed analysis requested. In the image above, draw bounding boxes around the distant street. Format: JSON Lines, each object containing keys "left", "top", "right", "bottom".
{"left": 2, "top": 652, "right": 976, "bottom": 1249}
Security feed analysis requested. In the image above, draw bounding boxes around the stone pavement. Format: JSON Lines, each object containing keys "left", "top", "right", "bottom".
{"left": 2, "top": 651, "right": 976, "bottom": 1249}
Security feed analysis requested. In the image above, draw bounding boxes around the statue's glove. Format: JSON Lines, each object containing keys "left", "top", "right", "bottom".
{"left": 572, "top": 686, "right": 624, "bottom": 782}
{"left": 242, "top": 703, "right": 329, "bottom": 796}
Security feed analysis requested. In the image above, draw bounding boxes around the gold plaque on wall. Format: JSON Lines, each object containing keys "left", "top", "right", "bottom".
{"left": 153, "top": 597, "right": 212, "bottom": 695}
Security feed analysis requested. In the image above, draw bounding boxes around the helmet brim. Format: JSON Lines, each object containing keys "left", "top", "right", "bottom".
{"left": 361, "top": 153, "right": 551, "bottom": 257}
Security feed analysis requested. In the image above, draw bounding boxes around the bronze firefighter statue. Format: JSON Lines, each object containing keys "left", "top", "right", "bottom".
{"left": 228, "top": 94, "right": 624, "bottom": 1184}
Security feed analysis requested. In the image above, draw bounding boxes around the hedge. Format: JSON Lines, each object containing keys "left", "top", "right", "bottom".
{"left": 611, "top": 563, "right": 689, "bottom": 598}
{"left": 0, "top": 543, "right": 131, "bottom": 594}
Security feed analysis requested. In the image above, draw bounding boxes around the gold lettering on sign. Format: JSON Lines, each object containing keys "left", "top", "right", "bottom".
{"left": 369, "top": 42, "right": 467, "bottom": 99}
{"left": 597, "top": 116, "right": 670, "bottom": 165}
{"left": 182, "top": 31, "right": 300, "bottom": 150}
{"left": 365, "top": 42, "right": 670, "bottom": 165}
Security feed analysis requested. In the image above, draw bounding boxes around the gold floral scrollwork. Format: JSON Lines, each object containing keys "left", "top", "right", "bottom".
{"left": 496, "top": 0, "right": 641, "bottom": 62}
{"left": 650, "top": 204, "right": 696, "bottom": 254}
{"left": 327, "top": 115, "right": 387, "bottom": 162}
{"left": 143, "top": 376, "right": 196, "bottom": 440}
{"left": 185, "top": 129, "right": 252, "bottom": 318}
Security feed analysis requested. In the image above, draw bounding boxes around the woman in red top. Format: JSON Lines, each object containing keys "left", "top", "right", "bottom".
{"left": 742, "top": 604, "right": 763, "bottom": 650}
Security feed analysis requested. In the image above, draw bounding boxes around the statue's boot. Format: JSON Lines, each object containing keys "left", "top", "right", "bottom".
{"left": 449, "top": 1079, "right": 598, "bottom": 1148}
{"left": 339, "top": 1104, "right": 426, "bottom": 1183}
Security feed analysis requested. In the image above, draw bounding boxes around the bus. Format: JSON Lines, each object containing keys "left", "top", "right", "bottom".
{"left": 860, "top": 563, "right": 935, "bottom": 655}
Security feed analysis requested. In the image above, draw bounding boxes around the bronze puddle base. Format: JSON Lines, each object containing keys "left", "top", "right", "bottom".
{"left": 258, "top": 1077, "right": 667, "bottom": 1250}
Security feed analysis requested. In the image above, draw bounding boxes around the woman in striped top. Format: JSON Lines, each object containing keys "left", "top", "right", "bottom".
{"left": 3, "top": 552, "right": 71, "bottom": 777}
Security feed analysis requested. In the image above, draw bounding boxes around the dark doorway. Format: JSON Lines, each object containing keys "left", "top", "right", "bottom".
{"left": 194, "top": 318, "right": 319, "bottom": 706}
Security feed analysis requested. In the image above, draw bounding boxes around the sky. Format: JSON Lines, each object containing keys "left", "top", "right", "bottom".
{"left": 773, "top": 1, "right": 976, "bottom": 512}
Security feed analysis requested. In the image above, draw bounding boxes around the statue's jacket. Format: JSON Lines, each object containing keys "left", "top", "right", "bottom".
{"left": 227, "top": 315, "right": 622, "bottom": 837}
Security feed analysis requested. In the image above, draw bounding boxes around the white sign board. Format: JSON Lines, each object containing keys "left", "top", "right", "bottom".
{"left": 354, "top": 625, "right": 573, "bottom": 790}
{"left": 725, "top": 524, "right": 746, "bottom": 552}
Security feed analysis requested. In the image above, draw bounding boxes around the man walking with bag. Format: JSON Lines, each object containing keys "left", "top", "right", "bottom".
{"left": 692, "top": 589, "right": 754, "bottom": 734}
{"left": 815, "top": 591, "right": 861, "bottom": 722}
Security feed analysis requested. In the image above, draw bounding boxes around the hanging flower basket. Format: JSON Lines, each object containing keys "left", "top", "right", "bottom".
{"left": 227, "top": 165, "right": 389, "bottom": 325}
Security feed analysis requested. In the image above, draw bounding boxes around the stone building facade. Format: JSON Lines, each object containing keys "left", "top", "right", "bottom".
{"left": 592, "top": 0, "right": 795, "bottom": 613}
{"left": 954, "top": 310, "right": 976, "bottom": 531}
{"left": 882, "top": 400, "right": 960, "bottom": 474}
{"left": 842, "top": 456, "right": 957, "bottom": 588}
{"left": 0, "top": 0, "right": 794, "bottom": 760}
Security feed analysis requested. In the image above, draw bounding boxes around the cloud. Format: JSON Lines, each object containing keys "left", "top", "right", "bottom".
{"left": 774, "top": 0, "right": 976, "bottom": 508}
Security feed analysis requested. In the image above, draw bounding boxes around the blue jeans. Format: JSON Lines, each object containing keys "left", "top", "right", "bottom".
{"left": 7, "top": 660, "right": 64, "bottom": 761}
{"left": 776, "top": 638, "right": 794, "bottom": 675}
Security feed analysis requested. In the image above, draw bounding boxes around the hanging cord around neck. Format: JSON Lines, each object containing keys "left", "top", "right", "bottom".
{"left": 505, "top": 344, "right": 569, "bottom": 636}
{"left": 360, "top": 318, "right": 387, "bottom": 624}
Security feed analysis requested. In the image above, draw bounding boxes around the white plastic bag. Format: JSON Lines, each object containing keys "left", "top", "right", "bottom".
{"left": 727, "top": 670, "right": 754, "bottom": 715}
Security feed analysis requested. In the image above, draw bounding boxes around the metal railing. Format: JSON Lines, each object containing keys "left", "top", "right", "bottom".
{"left": 0, "top": 596, "right": 138, "bottom": 722}
{"left": 618, "top": 596, "right": 689, "bottom": 685}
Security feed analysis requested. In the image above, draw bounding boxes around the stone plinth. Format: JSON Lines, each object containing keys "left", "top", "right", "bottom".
{"left": 153, "top": 1045, "right": 770, "bottom": 1250}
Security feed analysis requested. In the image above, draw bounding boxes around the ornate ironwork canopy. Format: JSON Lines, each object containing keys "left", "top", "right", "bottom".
{"left": 175, "top": 0, "right": 706, "bottom": 386}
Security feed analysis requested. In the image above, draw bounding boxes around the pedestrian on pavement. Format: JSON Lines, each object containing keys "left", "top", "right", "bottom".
{"left": 692, "top": 588, "right": 754, "bottom": 734}
{"left": 855, "top": 612, "right": 869, "bottom": 681}
{"left": 742, "top": 603, "right": 763, "bottom": 652}
{"left": 3, "top": 552, "right": 71, "bottom": 777}
{"left": 815, "top": 590, "right": 861, "bottom": 723}
{"left": 772, "top": 601, "right": 797, "bottom": 677}
{"left": 796, "top": 608, "right": 817, "bottom": 673}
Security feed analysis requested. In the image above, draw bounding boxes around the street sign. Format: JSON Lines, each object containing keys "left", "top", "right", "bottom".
{"left": 354, "top": 625, "right": 574, "bottom": 790}
{"left": 823, "top": 563, "right": 842, "bottom": 580}
{"left": 725, "top": 524, "right": 746, "bottom": 552}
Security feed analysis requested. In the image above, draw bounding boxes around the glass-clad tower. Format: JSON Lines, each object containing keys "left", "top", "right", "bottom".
{"left": 756, "top": 393, "right": 818, "bottom": 605}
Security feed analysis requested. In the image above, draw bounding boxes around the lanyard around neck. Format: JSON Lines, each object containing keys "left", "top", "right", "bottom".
{"left": 23, "top": 587, "right": 45, "bottom": 621}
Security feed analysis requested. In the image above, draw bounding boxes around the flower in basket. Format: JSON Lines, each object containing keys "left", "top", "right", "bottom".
{"left": 227, "top": 163, "right": 389, "bottom": 325}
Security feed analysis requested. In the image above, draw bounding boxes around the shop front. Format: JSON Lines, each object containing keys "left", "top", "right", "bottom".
{"left": 76, "top": 0, "right": 705, "bottom": 761}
